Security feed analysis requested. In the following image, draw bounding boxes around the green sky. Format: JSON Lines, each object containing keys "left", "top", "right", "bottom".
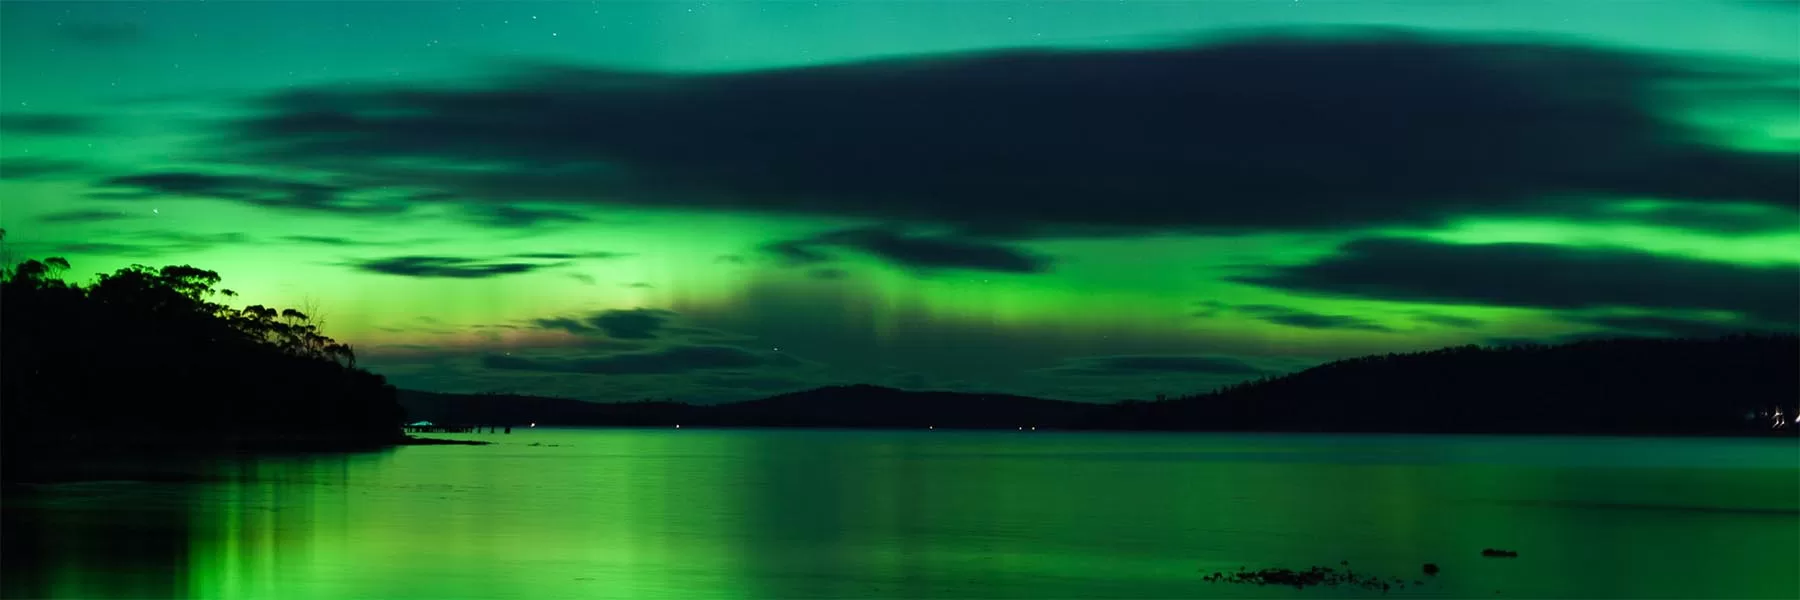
{"left": 2, "top": 1, "right": 1796, "bottom": 402}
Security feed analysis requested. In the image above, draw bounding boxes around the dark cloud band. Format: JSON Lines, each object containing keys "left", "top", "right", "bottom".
{"left": 209, "top": 31, "right": 1795, "bottom": 236}
{"left": 352, "top": 255, "right": 558, "bottom": 279}
{"left": 1232, "top": 237, "right": 1800, "bottom": 325}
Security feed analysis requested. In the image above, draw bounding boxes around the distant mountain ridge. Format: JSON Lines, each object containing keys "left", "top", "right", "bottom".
{"left": 399, "top": 334, "right": 1798, "bottom": 436}
{"left": 396, "top": 384, "right": 1093, "bottom": 429}
{"left": 395, "top": 390, "right": 700, "bottom": 427}
{"left": 709, "top": 384, "right": 1094, "bottom": 428}
{"left": 1079, "top": 334, "right": 1798, "bottom": 435}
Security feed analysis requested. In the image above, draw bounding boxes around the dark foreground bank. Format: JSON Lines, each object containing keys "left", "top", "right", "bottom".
{"left": 2, "top": 257, "right": 416, "bottom": 482}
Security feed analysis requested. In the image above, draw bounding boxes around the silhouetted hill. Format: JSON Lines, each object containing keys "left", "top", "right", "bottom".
{"left": 2, "top": 251, "right": 406, "bottom": 480}
{"left": 1079, "top": 334, "right": 1799, "bottom": 435}
{"left": 401, "top": 335, "right": 1797, "bottom": 436}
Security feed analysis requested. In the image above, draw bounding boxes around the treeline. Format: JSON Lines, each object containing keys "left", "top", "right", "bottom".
{"left": 1, "top": 251, "right": 405, "bottom": 463}
{"left": 1078, "top": 334, "right": 1800, "bottom": 434}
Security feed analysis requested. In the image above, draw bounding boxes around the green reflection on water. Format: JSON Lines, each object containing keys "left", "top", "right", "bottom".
{"left": 4, "top": 431, "right": 1797, "bottom": 599}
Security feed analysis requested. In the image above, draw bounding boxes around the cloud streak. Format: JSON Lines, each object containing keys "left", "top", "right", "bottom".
{"left": 1569, "top": 314, "right": 1779, "bottom": 338}
{"left": 0, "top": 113, "right": 100, "bottom": 136}
{"left": 510, "top": 251, "right": 632, "bottom": 260}
{"left": 1043, "top": 355, "right": 1266, "bottom": 377}
{"left": 37, "top": 210, "right": 135, "bottom": 224}
{"left": 762, "top": 227, "right": 1050, "bottom": 273}
{"left": 0, "top": 158, "right": 91, "bottom": 180}
{"left": 1197, "top": 301, "right": 1396, "bottom": 332}
{"left": 482, "top": 345, "right": 803, "bottom": 375}
{"left": 459, "top": 204, "right": 590, "bottom": 228}
{"left": 96, "top": 172, "right": 407, "bottom": 215}
{"left": 209, "top": 31, "right": 1795, "bottom": 237}
{"left": 533, "top": 308, "right": 676, "bottom": 339}
{"left": 38, "top": 230, "right": 250, "bottom": 258}
{"left": 1233, "top": 237, "right": 1800, "bottom": 325}
{"left": 352, "top": 255, "right": 559, "bottom": 279}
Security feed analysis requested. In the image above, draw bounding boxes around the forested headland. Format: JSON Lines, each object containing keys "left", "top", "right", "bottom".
{"left": 2, "top": 247, "right": 405, "bottom": 478}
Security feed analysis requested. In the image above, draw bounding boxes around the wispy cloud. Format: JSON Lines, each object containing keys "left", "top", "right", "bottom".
{"left": 459, "top": 204, "right": 590, "bottom": 228}
{"left": 1042, "top": 355, "right": 1265, "bottom": 377}
{"left": 351, "top": 255, "right": 561, "bottom": 279}
{"left": 482, "top": 345, "right": 804, "bottom": 375}
{"left": 1233, "top": 237, "right": 1800, "bottom": 326}
{"left": 0, "top": 113, "right": 101, "bottom": 136}
{"left": 37, "top": 210, "right": 135, "bottom": 224}
{"left": 532, "top": 308, "right": 677, "bottom": 340}
{"left": 762, "top": 227, "right": 1051, "bottom": 274}
{"left": 510, "top": 251, "right": 632, "bottom": 260}
{"left": 95, "top": 171, "right": 408, "bottom": 215}
{"left": 39, "top": 230, "right": 250, "bottom": 258}
{"left": 1194, "top": 300, "right": 1396, "bottom": 332}
{"left": 0, "top": 158, "right": 92, "bottom": 180}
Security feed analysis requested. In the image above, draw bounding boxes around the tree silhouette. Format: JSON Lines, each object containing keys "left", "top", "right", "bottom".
{"left": 2, "top": 255, "right": 405, "bottom": 469}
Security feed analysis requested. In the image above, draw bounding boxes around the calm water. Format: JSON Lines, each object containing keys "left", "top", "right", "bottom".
{"left": 4, "top": 430, "right": 1797, "bottom": 599}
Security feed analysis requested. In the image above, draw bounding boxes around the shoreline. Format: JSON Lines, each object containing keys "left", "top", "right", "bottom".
{"left": 1, "top": 434, "right": 488, "bottom": 485}
{"left": 448, "top": 423, "right": 1798, "bottom": 438}
{"left": 396, "top": 436, "right": 492, "bottom": 446}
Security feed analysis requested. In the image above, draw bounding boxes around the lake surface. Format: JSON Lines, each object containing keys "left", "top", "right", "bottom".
{"left": 4, "top": 430, "right": 1797, "bottom": 599}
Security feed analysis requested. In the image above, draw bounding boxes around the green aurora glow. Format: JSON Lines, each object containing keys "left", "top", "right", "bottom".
{"left": 2, "top": 1, "right": 1795, "bottom": 401}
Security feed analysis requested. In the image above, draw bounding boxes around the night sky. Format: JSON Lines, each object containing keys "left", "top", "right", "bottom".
{"left": 2, "top": 1, "right": 1795, "bottom": 403}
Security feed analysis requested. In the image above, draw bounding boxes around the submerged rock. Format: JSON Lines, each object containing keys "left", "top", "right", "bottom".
{"left": 1203, "top": 565, "right": 1413, "bottom": 593}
